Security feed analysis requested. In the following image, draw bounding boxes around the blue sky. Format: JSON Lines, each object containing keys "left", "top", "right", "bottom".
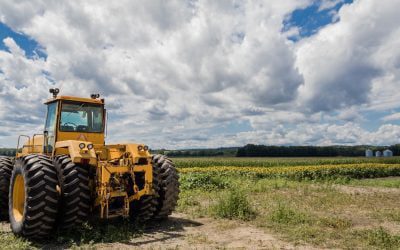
{"left": 0, "top": 0, "right": 400, "bottom": 148}
{"left": 0, "top": 22, "right": 46, "bottom": 59}
{"left": 283, "top": 0, "right": 354, "bottom": 41}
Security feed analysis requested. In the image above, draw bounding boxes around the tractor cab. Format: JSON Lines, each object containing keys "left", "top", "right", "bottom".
{"left": 17, "top": 89, "right": 106, "bottom": 156}
{"left": 44, "top": 89, "right": 106, "bottom": 153}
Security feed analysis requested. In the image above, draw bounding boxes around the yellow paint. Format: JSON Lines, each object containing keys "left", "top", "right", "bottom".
{"left": 17, "top": 92, "right": 156, "bottom": 219}
{"left": 45, "top": 95, "right": 104, "bottom": 105}
{"left": 55, "top": 140, "right": 97, "bottom": 165}
{"left": 57, "top": 131, "right": 104, "bottom": 147}
{"left": 18, "top": 135, "right": 45, "bottom": 156}
{"left": 12, "top": 174, "right": 25, "bottom": 223}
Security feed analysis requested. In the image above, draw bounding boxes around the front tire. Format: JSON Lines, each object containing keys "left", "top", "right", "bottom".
{"left": 0, "top": 157, "right": 13, "bottom": 220}
{"left": 54, "top": 155, "right": 90, "bottom": 230}
{"left": 9, "top": 155, "right": 59, "bottom": 239}
{"left": 152, "top": 154, "right": 180, "bottom": 220}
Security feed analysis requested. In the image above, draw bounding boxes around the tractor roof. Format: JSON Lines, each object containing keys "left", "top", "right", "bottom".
{"left": 45, "top": 95, "right": 104, "bottom": 105}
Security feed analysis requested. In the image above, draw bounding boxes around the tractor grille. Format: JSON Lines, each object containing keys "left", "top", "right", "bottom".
{"left": 137, "top": 158, "right": 148, "bottom": 165}
{"left": 134, "top": 172, "right": 145, "bottom": 190}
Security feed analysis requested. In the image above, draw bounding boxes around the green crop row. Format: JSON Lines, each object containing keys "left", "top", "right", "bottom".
{"left": 172, "top": 157, "right": 400, "bottom": 168}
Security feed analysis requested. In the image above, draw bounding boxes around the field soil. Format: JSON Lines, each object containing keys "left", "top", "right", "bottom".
{"left": 101, "top": 213, "right": 318, "bottom": 250}
{"left": 0, "top": 213, "right": 316, "bottom": 250}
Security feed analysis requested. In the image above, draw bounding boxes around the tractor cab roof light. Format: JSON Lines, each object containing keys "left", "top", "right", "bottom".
{"left": 49, "top": 88, "right": 60, "bottom": 98}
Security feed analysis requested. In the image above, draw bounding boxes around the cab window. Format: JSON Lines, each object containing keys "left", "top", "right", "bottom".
{"left": 44, "top": 102, "right": 58, "bottom": 152}
{"left": 60, "top": 102, "right": 104, "bottom": 133}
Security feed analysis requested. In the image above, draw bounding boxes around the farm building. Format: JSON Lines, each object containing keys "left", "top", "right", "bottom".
{"left": 365, "top": 149, "right": 373, "bottom": 157}
{"left": 375, "top": 151, "right": 382, "bottom": 157}
{"left": 383, "top": 149, "right": 393, "bottom": 157}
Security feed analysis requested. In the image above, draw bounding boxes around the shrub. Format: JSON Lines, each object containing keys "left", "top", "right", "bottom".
{"left": 180, "top": 173, "right": 230, "bottom": 190}
{"left": 212, "top": 189, "right": 256, "bottom": 221}
{"left": 269, "top": 203, "right": 310, "bottom": 225}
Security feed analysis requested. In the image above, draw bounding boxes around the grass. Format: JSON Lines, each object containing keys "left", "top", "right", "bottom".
{"left": 212, "top": 189, "right": 256, "bottom": 221}
{"left": 344, "top": 177, "right": 400, "bottom": 188}
{"left": 2, "top": 157, "right": 400, "bottom": 249}
{"left": 178, "top": 173, "right": 400, "bottom": 249}
{"left": 0, "top": 219, "right": 144, "bottom": 249}
{"left": 353, "top": 227, "right": 400, "bottom": 249}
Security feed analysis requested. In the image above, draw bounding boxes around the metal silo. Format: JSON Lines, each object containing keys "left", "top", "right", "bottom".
{"left": 383, "top": 149, "right": 393, "bottom": 157}
{"left": 365, "top": 149, "right": 373, "bottom": 157}
{"left": 375, "top": 151, "right": 382, "bottom": 157}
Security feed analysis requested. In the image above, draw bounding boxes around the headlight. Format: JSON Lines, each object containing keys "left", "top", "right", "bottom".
{"left": 79, "top": 143, "right": 86, "bottom": 149}
{"left": 143, "top": 145, "right": 149, "bottom": 151}
{"left": 87, "top": 144, "right": 94, "bottom": 150}
{"left": 138, "top": 145, "right": 143, "bottom": 151}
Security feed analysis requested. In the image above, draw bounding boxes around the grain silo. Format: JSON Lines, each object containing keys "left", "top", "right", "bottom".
{"left": 375, "top": 151, "right": 382, "bottom": 157}
{"left": 365, "top": 149, "right": 373, "bottom": 157}
{"left": 383, "top": 149, "right": 393, "bottom": 157}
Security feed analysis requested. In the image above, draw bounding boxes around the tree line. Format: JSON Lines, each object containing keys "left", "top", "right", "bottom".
{"left": 0, "top": 148, "right": 17, "bottom": 156}
{"left": 236, "top": 144, "right": 400, "bottom": 157}
{"left": 154, "top": 147, "right": 238, "bottom": 157}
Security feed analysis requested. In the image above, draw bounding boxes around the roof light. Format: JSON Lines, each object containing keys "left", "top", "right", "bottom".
{"left": 49, "top": 88, "right": 60, "bottom": 98}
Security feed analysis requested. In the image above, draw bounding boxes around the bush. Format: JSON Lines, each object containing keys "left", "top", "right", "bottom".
{"left": 212, "top": 189, "right": 256, "bottom": 221}
{"left": 269, "top": 203, "right": 310, "bottom": 225}
{"left": 180, "top": 173, "right": 230, "bottom": 190}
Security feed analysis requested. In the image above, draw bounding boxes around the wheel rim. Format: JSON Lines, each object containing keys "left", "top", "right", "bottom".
{"left": 12, "top": 174, "right": 25, "bottom": 222}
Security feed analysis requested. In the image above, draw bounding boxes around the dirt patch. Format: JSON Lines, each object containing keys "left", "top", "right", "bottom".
{"left": 95, "top": 213, "right": 317, "bottom": 249}
{"left": 334, "top": 185, "right": 400, "bottom": 195}
{"left": 1, "top": 213, "right": 318, "bottom": 249}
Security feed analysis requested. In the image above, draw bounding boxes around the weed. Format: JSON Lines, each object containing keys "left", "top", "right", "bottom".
{"left": 353, "top": 227, "right": 400, "bottom": 249}
{"left": 180, "top": 173, "right": 230, "bottom": 190}
{"left": 268, "top": 203, "right": 311, "bottom": 225}
{"left": 212, "top": 189, "right": 256, "bottom": 221}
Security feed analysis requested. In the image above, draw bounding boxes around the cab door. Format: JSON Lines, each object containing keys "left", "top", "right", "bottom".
{"left": 44, "top": 101, "right": 58, "bottom": 153}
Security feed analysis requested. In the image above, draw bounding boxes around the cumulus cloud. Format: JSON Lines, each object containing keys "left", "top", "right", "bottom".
{"left": 0, "top": 0, "right": 399, "bottom": 148}
{"left": 296, "top": 0, "right": 400, "bottom": 113}
{"left": 382, "top": 113, "right": 400, "bottom": 122}
{"left": 318, "top": 0, "right": 345, "bottom": 11}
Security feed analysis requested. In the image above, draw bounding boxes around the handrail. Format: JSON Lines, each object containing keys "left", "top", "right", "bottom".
{"left": 33, "top": 134, "right": 44, "bottom": 153}
{"left": 16, "top": 135, "right": 31, "bottom": 155}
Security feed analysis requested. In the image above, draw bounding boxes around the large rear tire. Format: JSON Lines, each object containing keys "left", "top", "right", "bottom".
{"left": 54, "top": 155, "right": 90, "bottom": 230}
{"left": 152, "top": 154, "right": 180, "bottom": 220}
{"left": 9, "top": 155, "right": 59, "bottom": 239}
{"left": 129, "top": 165, "right": 160, "bottom": 222}
{"left": 0, "top": 157, "right": 13, "bottom": 220}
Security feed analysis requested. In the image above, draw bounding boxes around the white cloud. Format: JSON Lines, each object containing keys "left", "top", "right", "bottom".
{"left": 318, "top": 0, "right": 344, "bottom": 11}
{"left": 296, "top": 0, "right": 400, "bottom": 113}
{"left": 0, "top": 0, "right": 399, "bottom": 148}
{"left": 382, "top": 113, "right": 400, "bottom": 122}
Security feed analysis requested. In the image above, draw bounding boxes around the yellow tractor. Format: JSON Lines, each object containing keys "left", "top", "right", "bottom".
{"left": 0, "top": 89, "right": 179, "bottom": 239}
